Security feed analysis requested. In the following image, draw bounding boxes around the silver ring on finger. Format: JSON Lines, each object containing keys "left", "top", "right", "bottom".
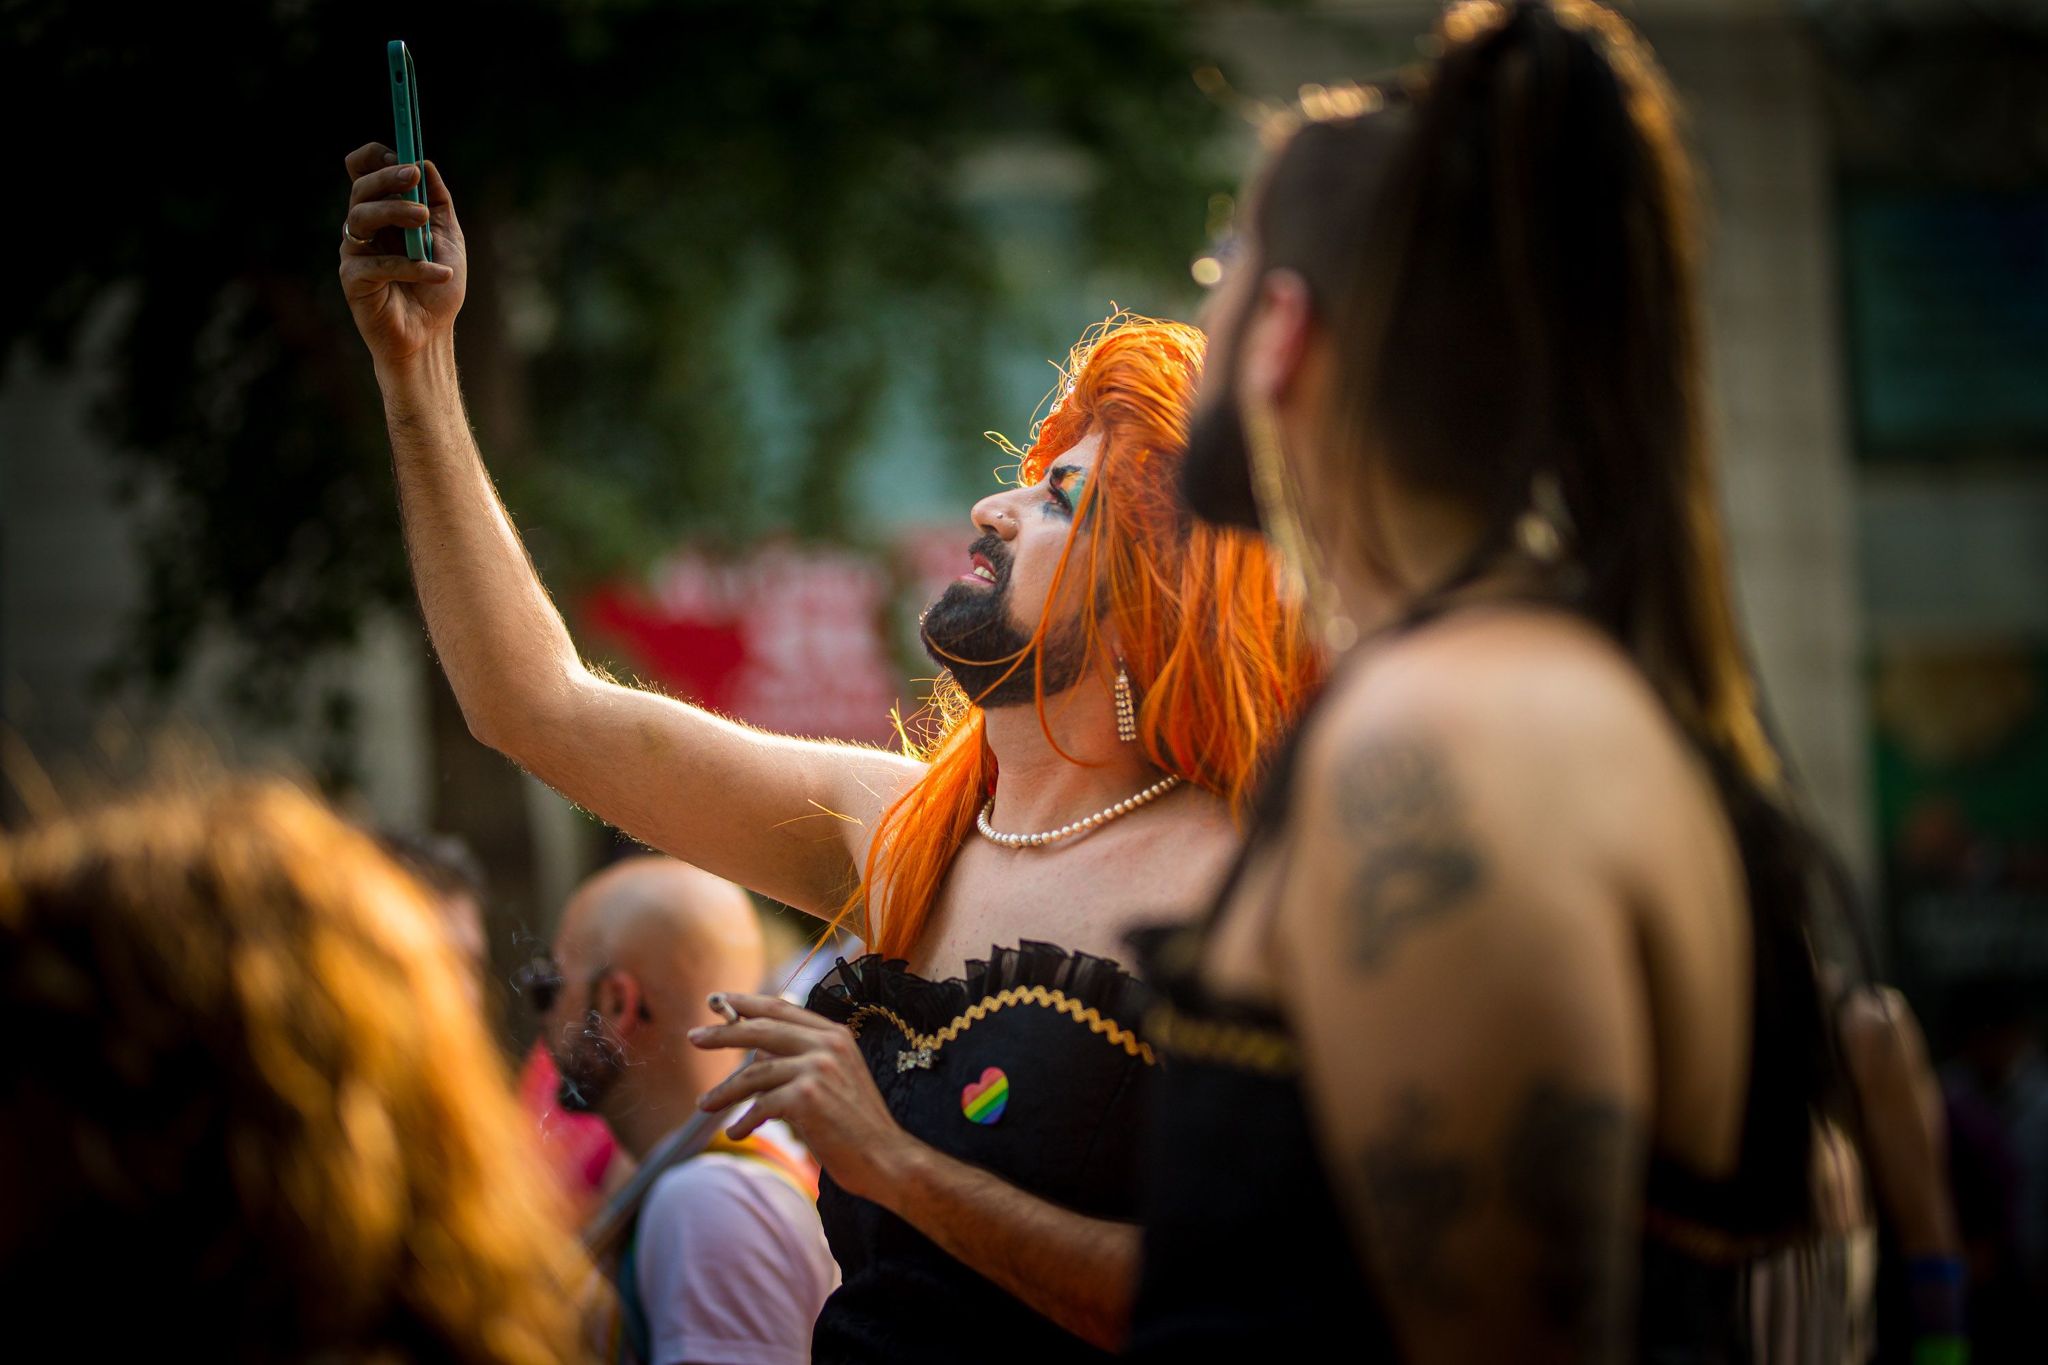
{"left": 342, "top": 222, "right": 372, "bottom": 246}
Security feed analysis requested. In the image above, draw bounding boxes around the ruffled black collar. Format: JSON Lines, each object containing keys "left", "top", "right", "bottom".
{"left": 807, "top": 939, "right": 1156, "bottom": 1042}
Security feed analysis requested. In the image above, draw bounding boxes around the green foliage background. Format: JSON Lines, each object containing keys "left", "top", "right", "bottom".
{"left": 2, "top": 0, "right": 1234, "bottom": 728}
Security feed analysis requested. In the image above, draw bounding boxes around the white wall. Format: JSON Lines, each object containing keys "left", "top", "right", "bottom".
{"left": 1656, "top": 17, "right": 1873, "bottom": 875}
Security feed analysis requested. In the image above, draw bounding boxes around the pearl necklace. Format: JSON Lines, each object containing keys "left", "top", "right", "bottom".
{"left": 975, "top": 774, "right": 1182, "bottom": 849}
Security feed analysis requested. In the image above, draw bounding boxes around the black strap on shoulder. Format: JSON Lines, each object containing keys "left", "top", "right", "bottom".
{"left": 1199, "top": 543, "right": 1567, "bottom": 942}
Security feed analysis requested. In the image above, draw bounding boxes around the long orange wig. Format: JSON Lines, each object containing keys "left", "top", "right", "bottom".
{"left": 853, "top": 314, "right": 1321, "bottom": 960}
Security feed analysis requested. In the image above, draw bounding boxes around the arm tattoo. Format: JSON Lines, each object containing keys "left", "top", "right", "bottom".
{"left": 1357, "top": 1090, "right": 1476, "bottom": 1310}
{"left": 1351, "top": 1081, "right": 1641, "bottom": 1351}
{"left": 1337, "top": 737, "right": 1484, "bottom": 971}
{"left": 1503, "top": 1082, "right": 1643, "bottom": 1355}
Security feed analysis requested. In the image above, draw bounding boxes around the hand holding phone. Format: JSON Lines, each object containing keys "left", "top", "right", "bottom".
{"left": 388, "top": 40, "right": 432, "bottom": 262}
{"left": 339, "top": 41, "right": 464, "bottom": 372}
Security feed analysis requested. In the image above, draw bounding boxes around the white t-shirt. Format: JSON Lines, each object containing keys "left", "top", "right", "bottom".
{"left": 631, "top": 1122, "right": 839, "bottom": 1365}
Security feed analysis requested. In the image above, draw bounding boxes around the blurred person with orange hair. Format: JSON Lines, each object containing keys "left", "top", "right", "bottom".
{"left": 340, "top": 139, "right": 1315, "bottom": 1362}
{"left": 0, "top": 778, "right": 589, "bottom": 1363}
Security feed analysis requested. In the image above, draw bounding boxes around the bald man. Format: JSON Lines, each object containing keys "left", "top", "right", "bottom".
{"left": 537, "top": 856, "right": 837, "bottom": 1365}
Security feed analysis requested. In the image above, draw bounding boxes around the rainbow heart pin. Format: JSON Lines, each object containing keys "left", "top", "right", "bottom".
{"left": 961, "top": 1066, "right": 1009, "bottom": 1125}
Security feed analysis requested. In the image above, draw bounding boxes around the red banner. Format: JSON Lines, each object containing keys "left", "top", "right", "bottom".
{"left": 581, "top": 535, "right": 966, "bottom": 745}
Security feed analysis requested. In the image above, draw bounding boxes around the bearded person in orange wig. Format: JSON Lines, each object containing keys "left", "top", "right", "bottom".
{"left": 342, "top": 139, "right": 1314, "bottom": 1364}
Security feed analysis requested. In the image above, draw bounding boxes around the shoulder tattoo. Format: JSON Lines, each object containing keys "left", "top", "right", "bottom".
{"left": 1334, "top": 736, "right": 1484, "bottom": 971}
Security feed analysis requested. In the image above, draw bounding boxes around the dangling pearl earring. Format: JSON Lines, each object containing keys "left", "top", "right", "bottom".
{"left": 1114, "top": 660, "right": 1138, "bottom": 743}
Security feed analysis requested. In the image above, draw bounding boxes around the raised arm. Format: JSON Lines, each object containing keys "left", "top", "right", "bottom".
{"left": 338, "top": 144, "right": 920, "bottom": 914}
{"left": 1278, "top": 698, "right": 1653, "bottom": 1363}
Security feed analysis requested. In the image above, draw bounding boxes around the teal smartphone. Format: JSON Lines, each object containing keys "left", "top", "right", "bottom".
{"left": 387, "top": 40, "right": 432, "bottom": 262}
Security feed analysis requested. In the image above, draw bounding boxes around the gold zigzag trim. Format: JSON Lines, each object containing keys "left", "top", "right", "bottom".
{"left": 1143, "top": 1003, "right": 1298, "bottom": 1078}
{"left": 845, "top": 986, "right": 1157, "bottom": 1066}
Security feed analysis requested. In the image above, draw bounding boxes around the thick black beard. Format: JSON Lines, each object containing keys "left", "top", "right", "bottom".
{"left": 552, "top": 1009, "right": 625, "bottom": 1114}
{"left": 919, "top": 536, "right": 1089, "bottom": 708}
{"left": 1178, "top": 391, "right": 1264, "bottom": 532}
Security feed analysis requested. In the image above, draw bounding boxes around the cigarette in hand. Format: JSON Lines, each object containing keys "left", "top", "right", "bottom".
{"left": 708, "top": 993, "right": 740, "bottom": 1025}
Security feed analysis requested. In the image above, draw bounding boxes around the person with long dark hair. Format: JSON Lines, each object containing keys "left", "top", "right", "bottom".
{"left": 1128, "top": 2, "right": 1870, "bottom": 1358}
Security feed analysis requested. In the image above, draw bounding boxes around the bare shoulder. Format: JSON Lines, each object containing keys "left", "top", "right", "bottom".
{"left": 1323, "top": 610, "right": 1662, "bottom": 753}
{"left": 1301, "top": 610, "right": 1694, "bottom": 844}
{"left": 1272, "top": 610, "right": 1736, "bottom": 1000}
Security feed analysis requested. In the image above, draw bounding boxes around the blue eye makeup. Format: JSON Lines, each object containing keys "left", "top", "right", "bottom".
{"left": 1043, "top": 465, "right": 1088, "bottom": 519}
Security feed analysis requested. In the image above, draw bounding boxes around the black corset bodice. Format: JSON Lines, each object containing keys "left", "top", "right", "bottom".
{"left": 1123, "top": 924, "right": 1868, "bottom": 1364}
{"left": 803, "top": 940, "right": 1158, "bottom": 1365}
{"left": 1122, "top": 924, "right": 1395, "bottom": 1360}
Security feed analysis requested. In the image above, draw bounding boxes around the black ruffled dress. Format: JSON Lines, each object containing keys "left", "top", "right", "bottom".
{"left": 804, "top": 941, "right": 1159, "bottom": 1365}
